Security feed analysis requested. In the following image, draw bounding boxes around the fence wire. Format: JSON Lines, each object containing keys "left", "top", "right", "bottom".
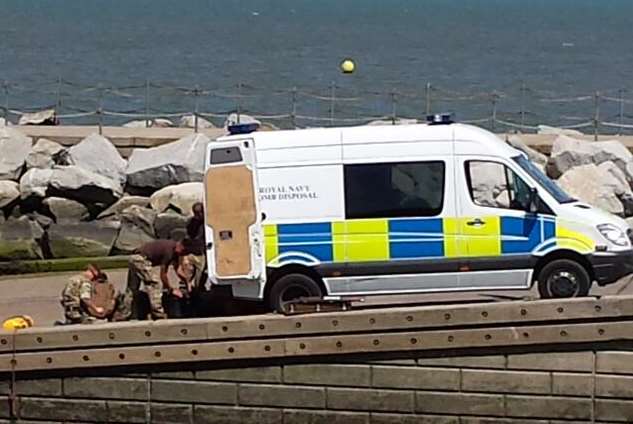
{"left": 2, "top": 79, "right": 633, "bottom": 135}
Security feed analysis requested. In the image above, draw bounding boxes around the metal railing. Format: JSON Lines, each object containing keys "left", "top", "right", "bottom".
{"left": 2, "top": 78, "right": 633, "bottom": 137}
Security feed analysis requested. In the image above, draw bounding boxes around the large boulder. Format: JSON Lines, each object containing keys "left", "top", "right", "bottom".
{"left": 0, "top": 127, "right": 32, "bottom": 180}
{"left": 0, "top": 216, "right": 43, "bottom": 260}
{"left": 599, "top": 162, "right": 633, "bottom": 217}
{"left": 179, "top": 114, "right": 215, "bottom": 129}
{"left": 43, "top": 197, "right": 89, "bottom": 222}
{"left": 548, "top": 136, "right": 633, "bottom": 181}
{"left": 149, "top": 182, "right": 203, "bottom": 216}
{"left": 557, "top": 164, "right": 624, "bottom": 215}
{"left": 154, "top": 211, "right": 188, "bottom": 240}
{"left": 125, "top": 133, "right": 209, "bottom": 190}
{"left": 20, "top": 166, "right": 123, "bottom": 205}
{"left": 25, "top": 138, "right": 68, "bottom": 169}
{"left": 113, "top": 205, "right": 157, "bottom": 253}
{"left": 48, "top": 221, "right": 119, "bottom": 258}
{"left": 537, "top": 125, "right": 584, "bottom": 137}
{"left": 68, "top": 134, "right": 127, "bottom": 185}
{"left": 0, "top": 180, "right": 20, "bottom": 208}
{"left": 466, "top": 162, "right": 509, "bottom": 208}
{"left": 506, "top": 134, "right": 547, "bottom": 166}
{"left": 97, "top": 195, "right": 150, "bottom": 220}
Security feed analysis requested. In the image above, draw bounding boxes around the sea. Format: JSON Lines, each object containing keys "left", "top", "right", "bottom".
{"left": 1, "top": 0, "right": 633, "bottom": 129}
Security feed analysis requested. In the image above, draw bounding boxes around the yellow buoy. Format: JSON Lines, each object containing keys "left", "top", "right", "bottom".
{"left": 340, "top": 58, "right": 356, "bottom": 74}
{"left": 2, "top": 315, "right": 34, "bottom": 331}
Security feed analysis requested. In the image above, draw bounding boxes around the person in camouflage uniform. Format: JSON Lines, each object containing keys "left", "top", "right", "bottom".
{"left": 60, "top": 264, "right": 121, "bottom": 324}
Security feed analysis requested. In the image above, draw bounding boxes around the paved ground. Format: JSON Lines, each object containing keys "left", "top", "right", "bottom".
{"left": 2, "top": 269, "right": 632, "bottom": 328}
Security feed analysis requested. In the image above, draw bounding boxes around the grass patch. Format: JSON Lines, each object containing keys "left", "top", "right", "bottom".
{"left": 0, "top": 256, "right": 129, "bottom": 275}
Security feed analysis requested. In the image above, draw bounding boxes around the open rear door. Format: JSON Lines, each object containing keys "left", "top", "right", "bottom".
{"left": 204, "top": 138, "right": 264, "bottom": 286}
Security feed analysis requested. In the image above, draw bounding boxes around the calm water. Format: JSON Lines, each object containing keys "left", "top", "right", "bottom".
{"left": 1, "top": 0, "right": 633, "bottom": 127}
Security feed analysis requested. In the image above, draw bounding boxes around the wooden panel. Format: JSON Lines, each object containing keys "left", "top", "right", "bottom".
{"left": 205, "top": 165, "right": 257, "bottom": 277}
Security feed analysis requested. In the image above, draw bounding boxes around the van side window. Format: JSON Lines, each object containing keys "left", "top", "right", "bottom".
{"left": 344, "top": 161, "right": 445, "bottom": 219}
{"left": 465, "top": 161, "right": 531, "bottom": 211}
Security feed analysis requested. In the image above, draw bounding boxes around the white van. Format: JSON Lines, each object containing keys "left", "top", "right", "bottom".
{"left": 203, "top": 118, "right": 633, "bottom": 312}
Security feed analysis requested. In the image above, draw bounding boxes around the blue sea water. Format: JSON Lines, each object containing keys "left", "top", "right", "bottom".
{"left": 1, "top": 0, "right": 633, "bottom": 127}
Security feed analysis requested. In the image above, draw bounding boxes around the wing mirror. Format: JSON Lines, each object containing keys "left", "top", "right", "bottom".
{"left": 527, "top": 188, "right": 539, "bottom": 214}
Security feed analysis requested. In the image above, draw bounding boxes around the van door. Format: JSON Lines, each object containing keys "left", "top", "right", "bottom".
{"left": 457, "top": 157, "right": 540, "bottom": 289}
{"left": 204, "top": 138, "right": 265, "bottom": 286}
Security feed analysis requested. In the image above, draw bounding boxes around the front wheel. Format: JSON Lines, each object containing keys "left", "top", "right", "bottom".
{"left": 268, "top": 273, "right": 323, "bottom": 313}
{"left": 537, "top": 259, "right": 591, "bottom": 299}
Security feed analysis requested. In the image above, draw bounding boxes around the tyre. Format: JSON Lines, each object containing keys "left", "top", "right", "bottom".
{"left": 268, "top": 273, "right": 323, "bottom": 313}
{"left": 537, "top": 259, "right": 591, "bottom": 299}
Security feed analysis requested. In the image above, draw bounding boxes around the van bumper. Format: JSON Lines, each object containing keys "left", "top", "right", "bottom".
{"left": 590, "top": 249, "right": 633, "bottom": 286}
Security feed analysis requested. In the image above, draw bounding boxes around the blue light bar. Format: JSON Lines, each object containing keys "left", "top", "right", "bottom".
{"left": 228, "top": 122, "right": 259, "bottom": 135}
{"left": 426, "top": 113, "right": 454, "bottom": 125}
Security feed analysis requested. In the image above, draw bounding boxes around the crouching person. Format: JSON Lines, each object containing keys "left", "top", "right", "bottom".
{"left": 126, "top": 239, "right": 188, "bottom": 320}
{"left": 60, "top": 264, "right": 118, "bottom": 325}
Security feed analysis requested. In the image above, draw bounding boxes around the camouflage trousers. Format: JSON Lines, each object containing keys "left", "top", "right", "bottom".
{"left": 127, "top": 254, "right": 166, "bottom": 319}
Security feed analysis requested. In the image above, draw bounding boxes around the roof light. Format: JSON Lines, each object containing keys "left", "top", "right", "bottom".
{"left": 426, "top": 113, "right": 454, "bottom": 125}
{"left": 228, "top": 122, "right": 259, "bottom": 135}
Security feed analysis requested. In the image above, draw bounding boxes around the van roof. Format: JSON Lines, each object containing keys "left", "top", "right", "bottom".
{"left": 217, "top": 122, "right": 521, "bottom": 158}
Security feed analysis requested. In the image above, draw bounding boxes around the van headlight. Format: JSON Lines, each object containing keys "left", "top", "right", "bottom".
{"left": 597, "top": 224, "right": 629, "bottom": 247}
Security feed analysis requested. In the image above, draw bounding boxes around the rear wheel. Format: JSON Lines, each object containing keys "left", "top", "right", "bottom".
{"left": 537, "top": 259, "right": 591, "bottom": 299}
{"left": 268, "top": 273, "right": 323, "bottom": 313}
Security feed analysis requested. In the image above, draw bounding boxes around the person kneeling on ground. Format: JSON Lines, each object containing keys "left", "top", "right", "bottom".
{"left": 125, "top": 239, "right": 189, "bottom": 320}
{"left": 59, "top": 264, "right": 119, "bottom": 325}
{"left": 185, "top": 202, "right": 207, "bottom": 289}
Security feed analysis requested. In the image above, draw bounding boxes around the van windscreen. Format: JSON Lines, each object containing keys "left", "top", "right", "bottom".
{"left": 513, "top": 155, "right": 575, "bottom": 204}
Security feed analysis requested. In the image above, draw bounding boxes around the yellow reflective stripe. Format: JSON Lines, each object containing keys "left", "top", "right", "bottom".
{"left": 461, "top": 216, "right": 501, "bottom": 257}
{"left": 263, "top": 224, "right": 279, "bottom": 263}
{"left": 344, "top": 219, "right": 390, "bottom": 262}
{"left": 442, "top": 217, "right": 467, "bottom": 258}
{"left": 332, "top": 221, "right": 346, "bottom": 262}
{"left": 556, "top": 226, "right": 595, "bottom": 254}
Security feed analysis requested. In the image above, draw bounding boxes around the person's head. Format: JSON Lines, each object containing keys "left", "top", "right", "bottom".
{"left": 85, "top": 264, "right": 102, "bottom": 281}
{"left": 174, "top": 240, "right": 187, "bottom": 256}
{"left": 192, "top": 202, "right": 204, "bottom": 220}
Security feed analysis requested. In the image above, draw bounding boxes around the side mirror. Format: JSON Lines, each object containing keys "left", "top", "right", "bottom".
{"left": 527, "top": 188, "right": 539, "bottom": 214}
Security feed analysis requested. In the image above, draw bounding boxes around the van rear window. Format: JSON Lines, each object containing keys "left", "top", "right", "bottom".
{"left": 210, "top": 147, "right": 242, "bottom": 164}
{"left": 344, "top": 161, "right": 445, "bottom": 219}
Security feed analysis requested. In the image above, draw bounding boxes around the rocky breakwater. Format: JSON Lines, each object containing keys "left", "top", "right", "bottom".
{"left": 0, "top": 126, "right": 207, "bottom": 261}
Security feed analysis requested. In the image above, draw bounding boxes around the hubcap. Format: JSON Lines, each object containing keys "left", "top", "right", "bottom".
{"left": 280, "top": 284, "right": 312, "bottom": 303}
{"left": 547, "top": 270, "right": 579, "bottom": 298}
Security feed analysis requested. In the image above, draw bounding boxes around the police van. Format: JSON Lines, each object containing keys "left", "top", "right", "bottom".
{"left": 203, "top": 116, "right": 633, "bottom": 312}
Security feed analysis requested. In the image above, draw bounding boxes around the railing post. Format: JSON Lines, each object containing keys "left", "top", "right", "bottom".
{"left": 2, "top": 80, "right": 8, "bottom": 124}
{"left": 329, "top": 81, "right": 336, "bottom": 126}
{"left": 593, "top": 91, "right": 600, "bottom": 141}
{"left": 237, "top": 82, "right": 243, "bottom": 124}
{"left": 145, "top": 79, "right": 151, "bottom": 128}
{"left": 290, "top": 86, "right": 297, "bottom": 129}
{"left": 425, "top": 82, "right": 432, "bottom": 116}
{"left": 520, "top": 81, "right": 526, "bottom": 129}
{"left": 491, "top": 92, "right": 498, "bottom": 132}
{"left": 618, "top": 88, "right": 625, "bottom": 136}
{"left": 97, "top": 83, "right": 104, "bottom": 135}
{"left": 391, "top": 91, "right": 397, "bottom": 125}
{"left": 194, "top": 85, "right": 200, "bottom": 133}
{"left": 55, "top": 76, "right": 63, "bottom": 112}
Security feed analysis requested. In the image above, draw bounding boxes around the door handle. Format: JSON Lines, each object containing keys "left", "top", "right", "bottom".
{"left": 466, "top": 218, "right": 486, "bottom": 226}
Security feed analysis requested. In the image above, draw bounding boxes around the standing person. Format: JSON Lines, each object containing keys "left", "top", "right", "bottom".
{"left": 184, "top": 202, "right": 207, "bottom": 289}
{"left": 126, "top": 239, "right": 188, "bottom": 320}
{"left": 60, "top": 264, "right": 117, "bottom": 325}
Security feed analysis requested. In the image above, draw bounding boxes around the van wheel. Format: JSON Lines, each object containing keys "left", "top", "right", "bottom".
{"left": 537, "top": 259, "right": 591, "bottom": 299}
{"left": 268, "top": 273, "right": 323, "bottom": 313}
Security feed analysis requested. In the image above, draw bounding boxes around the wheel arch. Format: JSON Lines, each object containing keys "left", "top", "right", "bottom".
{"left": 264, "top": 264, "right": 327, "bottom": 303}
{"left": 532, "top": 249, "right": 594, "bottom": 283}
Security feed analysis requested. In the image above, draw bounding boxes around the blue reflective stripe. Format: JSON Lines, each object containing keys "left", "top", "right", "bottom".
{"left": 501, "top": 216, "right": 541, "bottom": 254}
{"left": 277, "top": 223, "right": 333, "bottom": 262}
{"left": 389, "top": 218, "right": 444, "bottom": 258}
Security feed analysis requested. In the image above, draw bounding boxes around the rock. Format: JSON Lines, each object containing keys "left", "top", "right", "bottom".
{"left": 597, "top": 162, "right": 631, "bottom": 196}
{"left": 506, "top": 134, "right": 547, "bottom": 166}
{"left": 48, "top": 221, "right": 119, "bottom": 258}
{"left": 179, "top": 114, "right": 215, "bottom": 129}
{"left": 25, "top": 138, "right": 68, "bottom": 169}
{"left": 43, "top": 197, "right": 89, "bottom": 222}
{"left": 153, "top": 118, "right": 174, "bottom": 128}
{"left": 557, "top": 164, "right": 624, "bottom": 215}
{"left": 18, "top": 109, "right": 57, "bottom": 126}
{"left": 28, "top": 212, "right": 53, "bottom": 230}
{"left": 592, "top": 140, "right": 633, "bottom": 183}
{"left": 259, "top": 122, "right": 280, "bottom": 131}
{"left": 97, "top": 195, "right": 150, "bottom": 220}
{"left": 537, "top": 125, "right": 584, "bottom": 137}
{"left": 19, "top": 168, "right": 54, "bottom": 199}
{"left": 114, "top": 206, "right": 158, "bottom": 252}
{"left": 368, "top": 118, "right": 419, "bottom": 126}
{"left": 0, "top": 180, "right": 20, "bottom": 208}
{"left": 149, "top": 182, "right": 204, "bottom": 216}
{"left": 0, "top": 127, "right": 32, "bottom": 180}
{"left": 68, "top": 133, "right": 127, "bottom": 184}
{"left": 154, "top": 211, "right": 188, "bottom": 240}
{"left": 123, "top": 120, "right": 151, "bottom": 128}
{"left": 126, "top": 133, "right": 209, "bottom": 190}
{"left": 223, "top": 113, "right": 261, "bottom": 129}
{"left": 547, "top": 135, "right": 594, "bottom": 178}
{"left": 0, "top": 216, "right": 43, "bottom": 260}
{"left": 49, "top": 166, "right": 123, "bottom": 205}
{"left": 467, "top": 162, "right": 509, "bottom": 208}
